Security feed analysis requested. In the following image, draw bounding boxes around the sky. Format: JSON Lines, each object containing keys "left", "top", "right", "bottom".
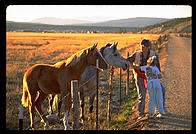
{"left": 6, "top": 5, "right": 192, "bottom": 22}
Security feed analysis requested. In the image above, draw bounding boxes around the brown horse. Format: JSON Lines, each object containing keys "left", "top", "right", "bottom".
{"left": 21, "top": 44, "right": 108, "bottom": 130}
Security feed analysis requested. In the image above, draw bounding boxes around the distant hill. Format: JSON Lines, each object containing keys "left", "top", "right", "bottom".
{"left": 30, "top": 17, "right": 93, "bottom": 25}
{"left": 6, "top": 17, "right": 191, "bottom": 34}
{"left": 79, "top": 17, "right": 170, "bottom": 27}
{"left": 30, "top": 17, "right": 170, "bottom": 27}
{"left": 137, "top": 17, "right": 192, "bottom": 34}
{"left": 6, "top": 21, "right": 138, "bottom": 33}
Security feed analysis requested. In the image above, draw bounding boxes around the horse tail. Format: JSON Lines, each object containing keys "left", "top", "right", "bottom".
{"left": 21, "top": 74, "right": 30, "bottom": 107}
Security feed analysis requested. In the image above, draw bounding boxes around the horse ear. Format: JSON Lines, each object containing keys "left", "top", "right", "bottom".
{"left": 112, "top": 42, "right": 117, "bottom": 53}
{"left": 113, "top": 42, "right": 118, "bottom": 47}
{"left": 106, "top": 43, "right": 112, "bottom": 47}
{"left": 84, "top": 49, "right": 87, "bottom": 55}
{"left": 93, "top": 43, "right": 98, "bottom": 48}
{"left": 115, "top": 42, "right": 118, "bottom": 47}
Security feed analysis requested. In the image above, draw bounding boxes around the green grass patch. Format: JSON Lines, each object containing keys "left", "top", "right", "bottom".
{"left": 108, "top": 90, "right": 137, "bottom": 130}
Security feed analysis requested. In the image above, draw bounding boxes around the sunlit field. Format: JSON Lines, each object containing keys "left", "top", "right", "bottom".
{"left": 6, "top": 32, "right": 162, "bottom": 130}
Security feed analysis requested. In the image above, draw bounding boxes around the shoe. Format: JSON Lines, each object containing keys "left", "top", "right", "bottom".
{"left": 164, "top": 109, "right": 169, "bottom": 115}
{"left": 149, "top": 114, "right": 154, "bottom": 118}
{"left": 146, "top": 113, "right": 154, "bottom": 119}
{"left": 156, "top": 113, "right": 164, "bottom": 119}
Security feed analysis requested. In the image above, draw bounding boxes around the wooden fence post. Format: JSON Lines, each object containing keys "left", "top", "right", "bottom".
{"left": 107, "top": 66, "right": 114, "bottom": 122}
{"left": 71, "top": 80, "right": 79, "bottom": 130}
{"left": 19, "top": 104, "right": 23, "bottom": 130}
{"left": 126, "top": 52, "right": 130, "bottom": 96}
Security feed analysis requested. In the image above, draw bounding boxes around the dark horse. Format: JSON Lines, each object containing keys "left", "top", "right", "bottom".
{"left": 21, "top": 44, "right": 108, "bottom": 130}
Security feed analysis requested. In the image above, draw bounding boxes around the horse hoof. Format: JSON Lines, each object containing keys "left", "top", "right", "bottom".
{"left": 64, "top": 126, "right": 70, "bottom": 130}
{"left": 80, "top": 118, "right": 84, "bottom": 124}
{"left": 44, "top": 126, "right": 49, "bottom": 130}
{"left": 44, "top": 121, "right": 49, "bottom": 129}
{"left": 29, "top": 127, "right": 35, "bottom": 130}
{"left": 40, "top": 119, "right": 44, "bottom": 123}
{"left": 88, "top": 116, "right": 92, "bottom": 121}
{"left": 45, "top": 121, "right": 49, "bottom": 127}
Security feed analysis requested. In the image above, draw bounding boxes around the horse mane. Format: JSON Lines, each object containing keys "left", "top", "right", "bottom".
{"left": 53, "top": 45, "right": 97, "bottom": 68}
{"left": 100, "top": 43, "right": 112, "bottom": 55}
{"left": 65, "top": 45, "right": 94, "bottom": 67}
{"left": 53, "top": 60, "right": 66, "bottom": 68}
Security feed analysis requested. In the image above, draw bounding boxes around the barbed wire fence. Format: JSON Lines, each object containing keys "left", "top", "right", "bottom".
{"left": 19, "top": 35, "right": 169, "bottom": 130}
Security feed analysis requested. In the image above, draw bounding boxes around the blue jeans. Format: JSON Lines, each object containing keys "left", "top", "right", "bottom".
{"left": 136, "top": 77, "right": 166, "bottom": 116}
{"left": 136, "top": 77, "right": 147, "bottom": 116}
{"left": 160, "top": 83, "right": 166, "bottom": 110}
{"left": 148, "top": 80, "right": 164, "bottom": 115}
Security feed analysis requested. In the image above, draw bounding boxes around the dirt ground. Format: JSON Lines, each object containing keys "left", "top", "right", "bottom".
{"left": 125, "top": 35, "right": 192, "bottom": 130}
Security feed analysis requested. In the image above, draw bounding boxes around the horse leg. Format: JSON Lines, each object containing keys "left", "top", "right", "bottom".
{"left": 89, "top": 91, "right": 96, "bottom": 114}
{"left": 80, "top": 97, "right": 85, "bottom": 122}
{"left": 48, "top": 94, "right": 54, "bottom": 115}
{"left": 57, "top": 95, "right": 62, "bottom": 117}
{"left": 88, "top": 91, "right": 96, "bottom": 121}
{"left": 62, "top": 90, "right": 71, "bottom": 130}
{"left": 49, "top": 94, "right": 61, "bottom": 116}
{"left": 29, "top": 102, "right": 35, "bottom": 129}
{"left": 79, "top": 89, "right": 85, "bottom": 122}
{"left": 35, "top": 90, "right": 49, "bottom": 129}
{"left": 28, "top": 88, "right": 37, "bottom": 129}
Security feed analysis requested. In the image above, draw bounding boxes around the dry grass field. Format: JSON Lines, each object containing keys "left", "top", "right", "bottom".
{"left": 6, "top": 32, "right": 162, "bottom": 130}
